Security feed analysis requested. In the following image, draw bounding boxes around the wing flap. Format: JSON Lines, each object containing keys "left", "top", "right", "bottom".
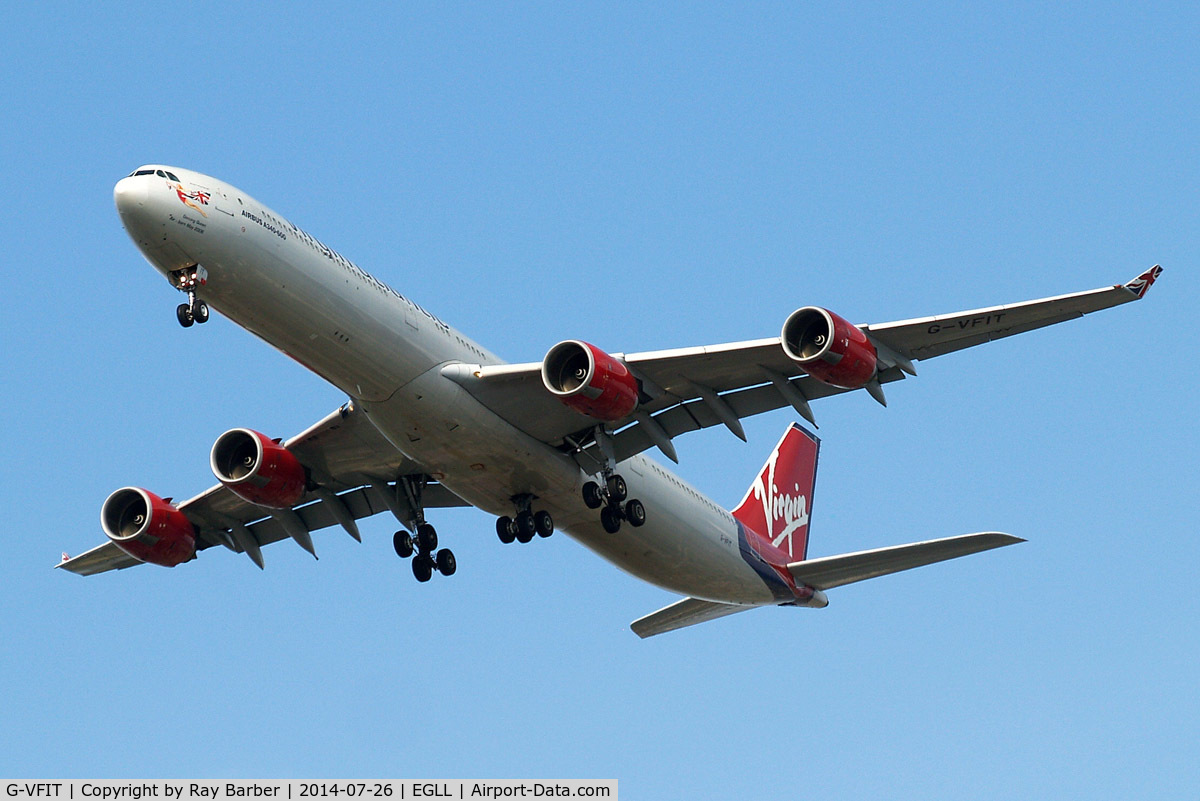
{"left": 787, "top": 532, "right": 1024, "bottom": 590}
{"left": 231, "top": 482, "right": 468, "bottom": 550}
{"left": 630, "top": 597, "right": 751, "bottom": 638}
{"left": 606, "top": 366, "right": 907, "bottom": 464}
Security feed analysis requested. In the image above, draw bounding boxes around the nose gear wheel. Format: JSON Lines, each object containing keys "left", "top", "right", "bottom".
{"left": 172, "top": 265, "right": 210, "bottom": 327}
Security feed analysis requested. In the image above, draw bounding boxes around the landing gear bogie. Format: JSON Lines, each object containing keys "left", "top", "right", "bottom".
{"left": 496, "top": 496, "right": 554, "bottom": 545}
{"left": 583, "top": 471, "right": 647, "bottom": 533}
{"left": 389, "top": 475, "right": 460, "bottom": 582}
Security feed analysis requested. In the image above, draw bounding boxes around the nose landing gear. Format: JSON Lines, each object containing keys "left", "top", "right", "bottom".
{"left": 172, "top": 265, "right": 210, "bottom": 327}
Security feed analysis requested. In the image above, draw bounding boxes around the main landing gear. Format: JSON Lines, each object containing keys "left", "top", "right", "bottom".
{"left": 583, "top": 473, "right": 646, "bottom": 534}
{"left": 390, "top": 475, "right": 456, "bottom": 582}
{"left": 393, "top": 523, "right": 456, "bottom": 582}
{"left": 496, "top": 494, "right": 554, "bottom": 545}
{"left": 172, "top": 264, "right": 210, "bottom": 328}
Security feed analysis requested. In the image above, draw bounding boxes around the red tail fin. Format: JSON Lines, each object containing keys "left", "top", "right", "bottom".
{"left": 731, "top": 423, "right": 820, "bottom": 561}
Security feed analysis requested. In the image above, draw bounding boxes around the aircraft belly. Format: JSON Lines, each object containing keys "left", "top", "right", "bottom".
{"left": 576, "top": 457, "right": 777, "bottom": 604}
{"left": 363, "top": 376, "right": 774, "bottom": 605}
{"left": 190, "top": 234, "right": 435, "bottom": 402}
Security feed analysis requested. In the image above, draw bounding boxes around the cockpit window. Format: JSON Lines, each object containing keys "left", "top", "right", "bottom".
{"left": 127, "top": 168, "right": 180, "bottom": 180}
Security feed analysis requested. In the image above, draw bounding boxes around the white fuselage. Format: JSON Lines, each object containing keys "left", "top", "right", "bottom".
{"left": 113, "top": 166, "right": 788, "bottom": 606}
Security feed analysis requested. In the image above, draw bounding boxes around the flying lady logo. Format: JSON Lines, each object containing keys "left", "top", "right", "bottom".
{"left": 172, "top": 182, "right": 210, "bottom": 217}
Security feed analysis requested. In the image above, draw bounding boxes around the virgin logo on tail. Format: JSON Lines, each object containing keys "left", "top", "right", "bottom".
{"left": 731, "top": 424, "right": 820, "bottom": 561}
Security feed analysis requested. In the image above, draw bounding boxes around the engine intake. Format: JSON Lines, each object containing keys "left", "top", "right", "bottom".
{"left": 101, "top": 487, "right": 196, "bottom": 567}
{"left": 781, "top": 306, "right": 878, "bottom": 389}
{"left": 541, "top": 340, "right": 639, "bottom": 423}
{"left": 211, "top": 428, "right": 307, "bottom": 508}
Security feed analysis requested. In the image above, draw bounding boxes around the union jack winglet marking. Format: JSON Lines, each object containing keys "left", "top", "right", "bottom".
{"left": 1125, "top": 265, "right": 1162, "bottom": 299}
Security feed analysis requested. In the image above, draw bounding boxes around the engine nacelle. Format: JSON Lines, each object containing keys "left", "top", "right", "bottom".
{"left": 101, "top": 487, "right": 196, "bottom": 567}
{"left": 210, "top": 428, "right": 307, "bottom": 508}
{"left": 541, "top": 340, "right": 640, "bottom": 422}
{"left": 781, "top": 306, "right": 878, "bottom": 389}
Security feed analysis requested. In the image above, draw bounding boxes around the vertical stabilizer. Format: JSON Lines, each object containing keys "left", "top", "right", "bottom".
{"left": 731, "top": 423, "right": 820, "bottom": 561}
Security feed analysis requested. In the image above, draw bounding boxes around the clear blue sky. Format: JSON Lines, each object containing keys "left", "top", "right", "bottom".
{"left": 2, "top": 2, "right": 1196, "bottom": 797}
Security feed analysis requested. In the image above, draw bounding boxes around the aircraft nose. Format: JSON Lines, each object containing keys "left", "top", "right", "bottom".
{"left": 114, "top": 176, "right": 147, "bottom": 218}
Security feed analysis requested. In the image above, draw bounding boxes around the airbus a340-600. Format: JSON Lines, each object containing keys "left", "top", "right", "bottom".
{"left": 59, "top": 165, "right": 1161, "bottom": 637}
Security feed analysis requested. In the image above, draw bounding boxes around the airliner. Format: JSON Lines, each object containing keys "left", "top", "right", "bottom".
{"left": 59, "top": 164, "right": 1162, "bottom": 637}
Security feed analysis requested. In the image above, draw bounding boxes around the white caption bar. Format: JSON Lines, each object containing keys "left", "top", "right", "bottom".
{"left": 1, "top": 783, "right": 616, "bottom": 801}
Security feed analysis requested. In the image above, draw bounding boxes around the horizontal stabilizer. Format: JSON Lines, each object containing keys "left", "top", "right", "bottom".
{"left": 787, "top": 532, "right": 1023, "bottom": 590}
{"left": 631, "top": 597, "right": 751, "bottom": 639}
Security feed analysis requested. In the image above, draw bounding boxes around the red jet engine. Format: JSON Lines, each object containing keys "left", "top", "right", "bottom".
{"left": 210, "top": 428, "right": 307, "bottom": 508}
{"left": 541, "top": 340, "right": 640, "bottom": 423}
{"left": 781, "top": 307, "right": 878, "bottom": 389}
{"left": 101, "top": 487, "right": 196, "bottom": 567}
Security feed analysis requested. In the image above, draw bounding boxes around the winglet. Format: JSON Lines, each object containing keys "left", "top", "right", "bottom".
{"left": 1124, "top": 265, "right": 1162, "bottom": 299}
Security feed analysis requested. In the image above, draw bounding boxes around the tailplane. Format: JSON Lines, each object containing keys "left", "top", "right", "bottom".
{"left": 731, "top": 423, "right": 820, "bottom": 561}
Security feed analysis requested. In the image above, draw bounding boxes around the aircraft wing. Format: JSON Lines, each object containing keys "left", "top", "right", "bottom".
{"left": 786, "top": 532, "right": 1024, "bottom": 590}
{"left": 58, "top": 402, "right": 469, "bottom": 576}
{"left": 450, "top": 267, "right": 1161, "bottom": 465}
